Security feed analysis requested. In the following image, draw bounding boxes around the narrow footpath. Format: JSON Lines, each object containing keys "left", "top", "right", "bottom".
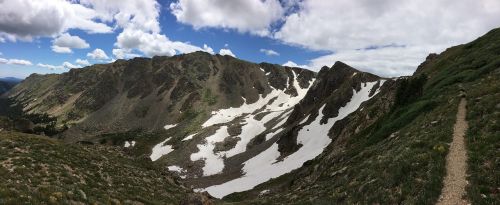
{"left": 437, "top": 97, "right": 469, "bottom": 205}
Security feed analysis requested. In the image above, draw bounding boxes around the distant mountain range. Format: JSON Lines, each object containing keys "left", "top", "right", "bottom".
{"left": 0, "top": 77, "right": 22, "bottom": 95}
{"left": 1, "top": 28, "right": 499, "bottom": 204}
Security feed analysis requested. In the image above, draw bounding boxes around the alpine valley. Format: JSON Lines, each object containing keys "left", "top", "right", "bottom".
{"left": 1, "top": 28, "right": 499, "bottom": 205}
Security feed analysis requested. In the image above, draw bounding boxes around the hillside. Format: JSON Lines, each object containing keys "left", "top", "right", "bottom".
{"left": 2, "top": 28, "right": 499, "bottom": 204}
{"left": 222, "top": 28, "right": 500, "bottom": 204}
{"left": 0, "top": 131, "right": 213, "bottom": 204}
{"left": 7, "top": 52, "right": 314, "bottom": 141}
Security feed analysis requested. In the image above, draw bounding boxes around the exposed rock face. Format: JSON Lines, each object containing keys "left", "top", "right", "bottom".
{"left": 6, "top": 51, "right": 390, "bottom": 198}
{"left": 7, "top": 52, "right": 315, "bottom": 141}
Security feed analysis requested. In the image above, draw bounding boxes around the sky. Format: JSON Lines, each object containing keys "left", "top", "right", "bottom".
{"left": 1, "top": 0, "right": 500, "bottom": 79}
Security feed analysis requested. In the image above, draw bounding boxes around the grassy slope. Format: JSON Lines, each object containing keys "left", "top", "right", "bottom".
{"left": 0, "top": 131, "right": 195, "bottom": 205}
{"left": 222, "top": 28, "right": 500, "bottom": 204}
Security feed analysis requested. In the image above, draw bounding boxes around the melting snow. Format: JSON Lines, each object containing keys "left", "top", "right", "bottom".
{"left": 190, "top": 71, "right": 315, "bottom": 177}
{"left": 190, "top": 126, "right": 230, "bottom": 176}
{"left": 124, "top": 141, "right": 136, "bottom": 148}
{"left": 202, "top": 80, "right": 382, "bottom": 198}
{"left": 259, "top": 189, "right": 270, "bottom": 196}
{"left": 265, "top": 128, "right": 283, "bottom": 141}
{"left": 150, "top": 137, "right": 174, "bottom": 161}
{"left": 168, "top": 165, "right": 187, "bottom": 179}
{"left": 168, "top": 165, "right": 184, "bottom": 173}
{"left": 202, "top": 71, "right": 314, "bottom": 128}
{"left": 182, "top": 133, "right": 197, "bottom": 141}
{"left": 163, "top": 124, "right": 177, "bottom": 130}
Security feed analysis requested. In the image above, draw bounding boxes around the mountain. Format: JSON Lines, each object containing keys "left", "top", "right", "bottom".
{"left": 4, "top": 51, "right": 389, "bottom": 198}
{"left": 7, "top": 52, "right": 315, "bottom": 141}
{"left": 0, "top": 77, "right": 21, "bottom": 95}
{"left": 2, "top": 28, "right": 500, "bottom": 204}
{"left": 223, "top": 28, "right": 500, "bottom": 204}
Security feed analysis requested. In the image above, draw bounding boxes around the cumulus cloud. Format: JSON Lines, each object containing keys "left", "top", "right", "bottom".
{"left": 86, "top": 0, "right": 214, "bottom": 57}
{"left": 219, "top": 48, "right": 236, "bottom": 57}
{"left": 112, "top": 48, "right": 140, "bottom": 60}
{"left": 37, "top": 61, "right": 81, "bottom": 70}
{"left": 276, "top": 0, "right": 500, "bottom": 76}
{"left": 0, "top": 0, "right": 112, "bottom": 41}
{"left": 51, "top": 46, "right": 72, "bottom": 53}
{"left": 308, "top": 45, "right": 448, "bottom": 77}
{"left": 1, "top": 0, "right": 210, "bottom": 59}
{"left": 87, "top": 48, "right": 109, "bottom": 60}
{"left": 282, "top": 61, "right": 308, "bottom": 69}
{"left": 260, "top": 48, "right": 279, "bottom": 56}
{"left": 75, "top": 59, "right": 90, "bottom": 66}
{"left": 51, "top": 33, "right": 90, "bottom": 53}
{"left": 170, "top": 0, "right": 284, "bottom": 36}
{"left": 0, "top": 58, "right": 33, "bottom": 66}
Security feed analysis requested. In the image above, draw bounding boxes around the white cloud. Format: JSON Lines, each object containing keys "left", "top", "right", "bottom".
{"left": 75, "top": 59, "right": 90, "bottom": 66}
{"left": 37, "top": 63, "right": 62, "bottom": 70}
{"left": 203, "top": 44, "right": 215, "bottom": 54}
{"left": 51, "top": 33, "right": 90, "bottom": 53}
{"left": 87, "top": 48, "right": 109, "bottom": 60}
{"left": 87, "top": 0, "right": 215, "bottom": 57}
{"left": 0, "top": 0, "right": 210, "bottom": 59}
{"left": 112, "top": 48, "right": 140, "bottom": 59}
{"left": 219, "top": 48, "right": 236, "bottom": 57}
{"left": 282, "top": 61, "right": 308, "bottom": 69}
{"left": 62, "top": 61, "right": 80, "bottom": 69}
{"left": 37, "top": 61, "right": 81, "bottom": 70}
{"left": 0, "top": 0, "right": 112, "bottom": 41}
{"left": 170, "top": 0, "right": 284, "bottom": 36}
{"left": 276, "top": 0, "right": 500, "bottom": 76}
{"left": 308, "top": 45, "right": 447, "bottom": 77}
{"left": 0, "top": 58, "right": 33, "bottom": 66}
{"left": 260, "top": 48, "right": 279, "bottom": 56}
{"left": 51, "top": 45, "right": 73, "bottom": 53}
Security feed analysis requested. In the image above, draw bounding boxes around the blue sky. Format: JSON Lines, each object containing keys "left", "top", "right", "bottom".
{"left": 1, "top": 0, "right": 499, "bottom": 79}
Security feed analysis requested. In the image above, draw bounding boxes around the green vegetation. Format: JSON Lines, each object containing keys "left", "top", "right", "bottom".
{"left": 0, "top": 131, "right": 194, "bottom": 204}
{"left": 203, "top": 88, "right": 218, "bottom": 106}
{"left": 394, "top": 74, "right": 427, "bottom": 106}
{"left": 224, "top": 28, "right": 500, "bottom": 205}
{"left": 465, "top": 72, "right": 499, "bottom": 204}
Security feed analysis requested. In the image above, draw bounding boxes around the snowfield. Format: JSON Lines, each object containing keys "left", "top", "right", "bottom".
{"left": 202, "top": 80, "right": 384, "bottom": 198}
{"left": 150, "top": 137, "right": 174, "bottom": 161}
{"left": 190, "top": 126, "right": 230, "bottom": 176}
{"left": 190, "top": 71, "right": 314, "bottom": 176}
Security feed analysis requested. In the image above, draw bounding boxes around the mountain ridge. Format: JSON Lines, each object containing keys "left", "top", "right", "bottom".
{"left": 2, "top": 28, "right": 499, "bottom": 204}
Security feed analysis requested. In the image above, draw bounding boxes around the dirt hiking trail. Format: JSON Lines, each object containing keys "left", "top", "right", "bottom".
{"left": 437, "top": 97, "right": 469, "bottom": 205}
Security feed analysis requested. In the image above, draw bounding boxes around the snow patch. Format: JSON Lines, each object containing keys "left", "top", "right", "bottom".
{"left": 190, "top": 126, "right": 230, "bottom": 176}
{"left": 202, "top": 81, "right": 381, "bottom": 198}
{"left": 265, "top": 128, "right": 283, "bottom": 141}
{"left": 150, "top": 137, "right": 174, "bottom": 161}
{"left": 190, "top": 71, "right": 315, "bottom": 178}
{"left": 124, "top": 141, "right": 136, "bottom": 148}
{"left": 164, "top": 124, "right": 177, "bottom": 130}
{"left": 168, "top": 165, "right": 187, "bottom": 179}
{"left": 182, "top": 133, "right": 197, "bottom": 141}
{"left": 202, "top": 71, "right": 314, "bottom": 128}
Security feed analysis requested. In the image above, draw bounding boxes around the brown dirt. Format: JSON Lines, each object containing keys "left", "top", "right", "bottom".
{"left": 437, "top": 98, "right": 469, "bottom": 205}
